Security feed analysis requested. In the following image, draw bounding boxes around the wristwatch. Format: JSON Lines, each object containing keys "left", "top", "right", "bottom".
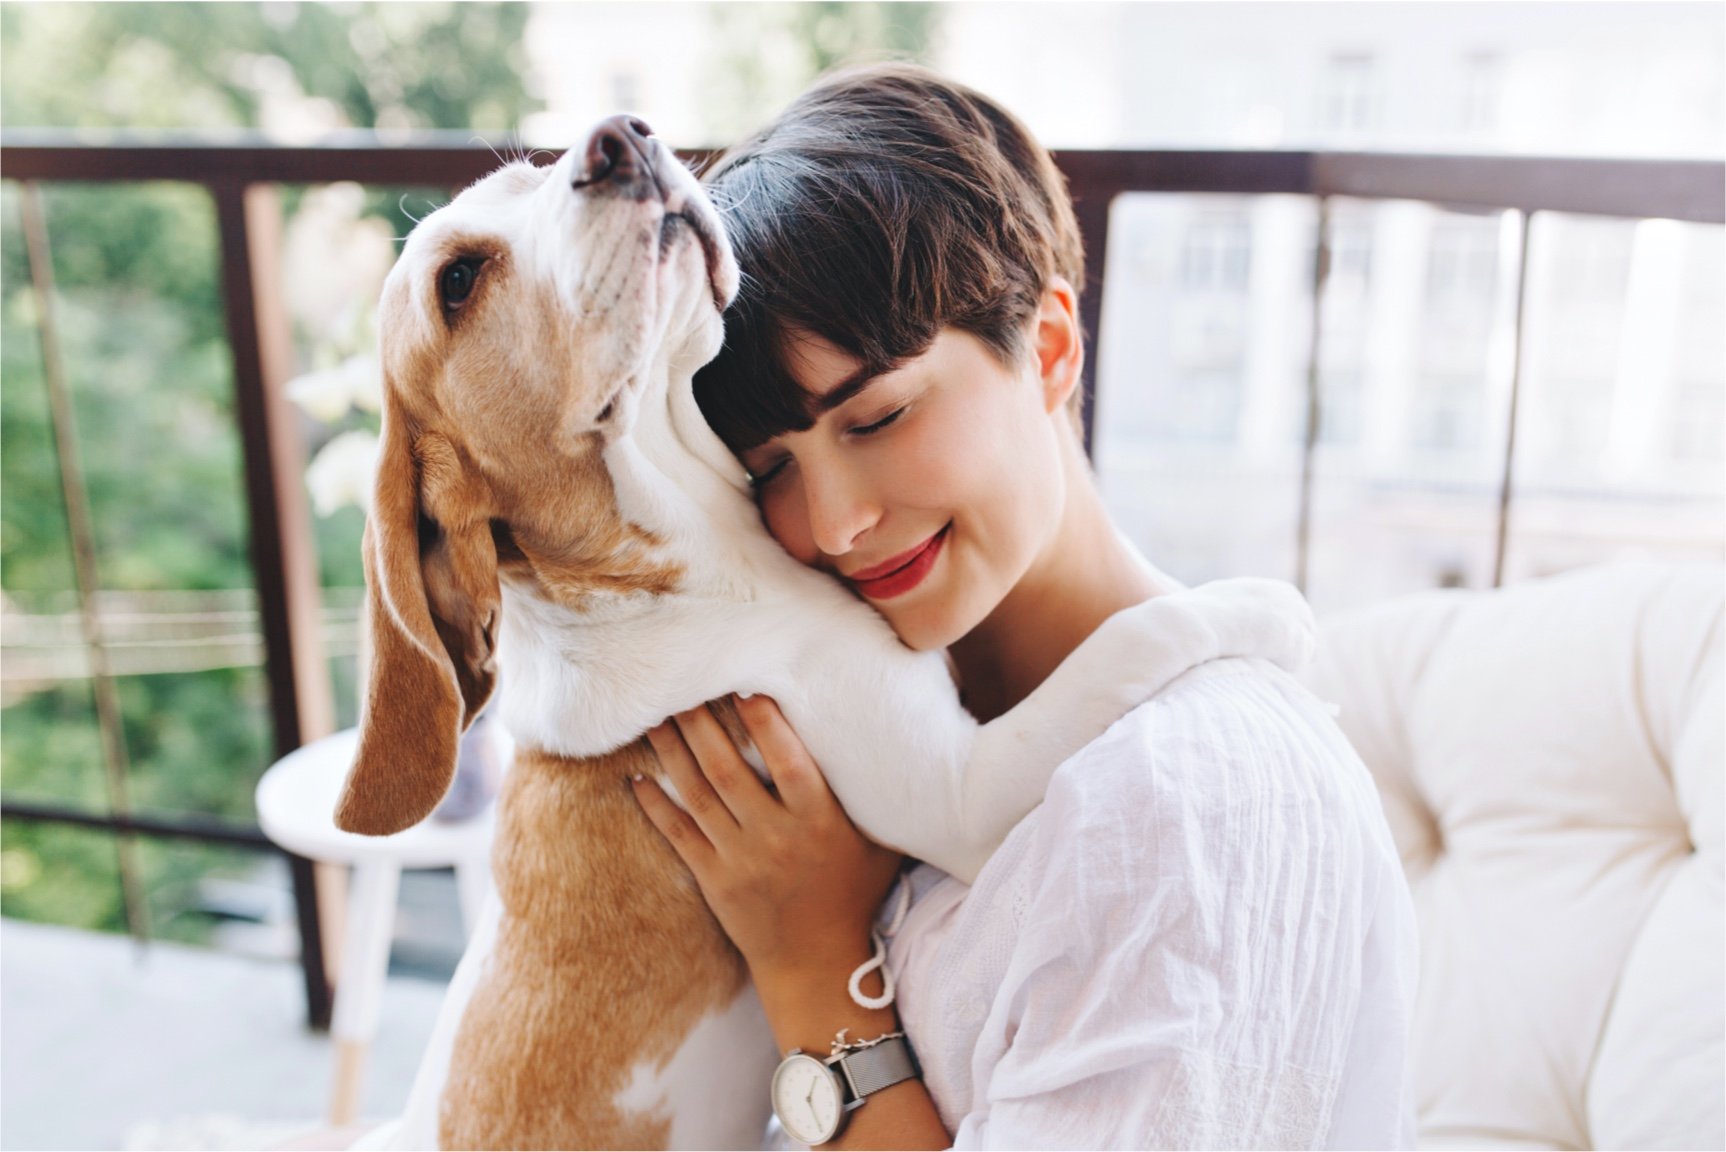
{"left": 769, "top": 1032, "right": 921, "bottom": 1145}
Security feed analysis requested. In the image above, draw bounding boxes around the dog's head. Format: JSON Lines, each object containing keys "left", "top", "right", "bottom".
{"left": 335, "top": 117, "right": 738, "bottom": 836}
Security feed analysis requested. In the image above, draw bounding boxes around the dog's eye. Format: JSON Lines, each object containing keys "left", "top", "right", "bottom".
{"left": 439, "top": 257, "right": 483, "bottom": 311}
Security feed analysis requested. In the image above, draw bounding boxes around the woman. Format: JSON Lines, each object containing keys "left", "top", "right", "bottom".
{"left": 631, "top": 64, "right": 1417, "bottom": 1150}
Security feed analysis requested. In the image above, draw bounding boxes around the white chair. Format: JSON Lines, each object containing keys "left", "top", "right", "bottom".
{"left": 256, "top": 727, "right": 497, "bottom": 1127}
{"left": 1302, "top": 563, "right": 1723, "bottom": 1149}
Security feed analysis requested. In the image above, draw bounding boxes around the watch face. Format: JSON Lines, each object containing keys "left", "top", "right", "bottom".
{"left": 771, "top": 1053, "right": 844, "bottom": 1145}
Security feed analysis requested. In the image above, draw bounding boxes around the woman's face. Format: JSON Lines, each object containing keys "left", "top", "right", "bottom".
{"left": 737, "top": 320, "right": 1073, "bottom": 651}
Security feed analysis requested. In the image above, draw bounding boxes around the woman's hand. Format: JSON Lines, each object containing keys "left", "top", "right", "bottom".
{"left": 634, "top": 695, "right": 952, "bottom": 1149}
{"left": 631, "top": 694, "right": 904, "bottom": 985}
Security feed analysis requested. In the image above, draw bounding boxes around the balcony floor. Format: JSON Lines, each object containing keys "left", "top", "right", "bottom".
{"left": 1, "top": 917, "right": 447, "bottom": 1151}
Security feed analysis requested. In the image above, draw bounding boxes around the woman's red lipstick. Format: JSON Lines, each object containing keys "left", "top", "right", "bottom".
{"left": 847, "top": 526, "right": 950, "bottom": 600}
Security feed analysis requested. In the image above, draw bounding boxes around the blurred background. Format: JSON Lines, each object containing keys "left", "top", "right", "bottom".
{"left": 1, "top": 2, "right": 1721, "bottom": 1148}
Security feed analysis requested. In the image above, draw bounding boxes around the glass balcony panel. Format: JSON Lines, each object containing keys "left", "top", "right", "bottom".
{"left": 1502, "top": 215, "right": 1726, "bottom": 580}
{"left": 1303, "top": 200, "right": 1522, "bottom": 614}
{"left": 1093, "top": 192, "right": 1311, "bottom": 589}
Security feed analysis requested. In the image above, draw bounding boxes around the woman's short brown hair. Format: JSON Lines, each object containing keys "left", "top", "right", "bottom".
{"left": 692, "top": 63, "right": 1086, "bottom": 452}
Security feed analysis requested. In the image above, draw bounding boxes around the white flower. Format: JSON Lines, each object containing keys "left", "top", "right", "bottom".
{"left": 287, "top": 355, "right": 382, "bottom": 422}
{"left": 348, "top": 354, "right": 383, "bottom": 414}
{"left": 283, "top": 182, "right": 395, "bottom": 339}
{"left": 305, "top": 429, "right": 381, "bottom": 517}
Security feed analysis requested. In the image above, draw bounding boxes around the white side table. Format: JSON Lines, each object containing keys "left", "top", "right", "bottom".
{"left": 255, "top": 727, "right": 498, "bottom": 1126}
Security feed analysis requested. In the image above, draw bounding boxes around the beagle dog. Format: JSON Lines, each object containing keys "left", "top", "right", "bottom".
{"left": 339, "top": 116, "right": 1314, "bottom": 1149}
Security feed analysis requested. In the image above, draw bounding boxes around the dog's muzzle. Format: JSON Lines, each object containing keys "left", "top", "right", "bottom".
{"left": 571, "top": 114, "right": 664, "bottom": 201}
{"left": 569, "top": 114, "right": 734, "bottom": 311}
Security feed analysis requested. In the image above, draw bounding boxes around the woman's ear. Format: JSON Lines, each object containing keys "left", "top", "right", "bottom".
{"left": 1032, "top": 276, "right": 1084, "bottom": 416}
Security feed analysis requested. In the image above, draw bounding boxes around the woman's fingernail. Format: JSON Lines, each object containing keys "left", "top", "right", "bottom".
{"left": 630, "top": 773, "right": 645, "bottom": 783}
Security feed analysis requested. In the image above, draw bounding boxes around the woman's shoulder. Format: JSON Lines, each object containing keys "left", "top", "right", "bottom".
{"left": 1009, "top": 655, "right": 1394, "bottom": 889}
{"left": 907, "top": 653, "right": 1405, "bottom": 989}
{"left": 1051, "top": 655, "right": 1363, "bottom": 798}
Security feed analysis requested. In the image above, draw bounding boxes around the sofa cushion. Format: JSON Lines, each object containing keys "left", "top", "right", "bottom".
{"left": 1303, "top": 564, "right": 1723, "bottom": 1150}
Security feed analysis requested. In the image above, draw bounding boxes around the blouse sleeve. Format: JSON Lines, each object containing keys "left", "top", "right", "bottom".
{"left": 942, "top": 668, "right": 1405, "bottom": 1150}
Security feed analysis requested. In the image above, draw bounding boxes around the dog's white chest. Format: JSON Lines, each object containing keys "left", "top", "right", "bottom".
{"left": 613, "top": 985, "right": 778, "bottom": 1150}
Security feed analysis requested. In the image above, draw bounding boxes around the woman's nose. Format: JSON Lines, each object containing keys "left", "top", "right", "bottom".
{"left": 802, "top": 462, "right": 879, "bottom": 559}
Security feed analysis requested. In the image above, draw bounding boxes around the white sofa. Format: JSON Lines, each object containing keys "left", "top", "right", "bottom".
{"left": 1302, "top": 563, "right": 1723, "bottom": 1150}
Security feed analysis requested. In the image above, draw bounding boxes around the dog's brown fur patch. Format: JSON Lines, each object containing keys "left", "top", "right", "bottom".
{"left": 491, "top": 443, "right": 686, "bottom": 611}
{"left": 439, "top": 707, "right": 753, "bottom": 1150}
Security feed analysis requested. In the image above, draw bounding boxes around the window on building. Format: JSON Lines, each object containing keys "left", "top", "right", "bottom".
{"left": 1672, "top": 377, "right": 1726, "bottom": 461}
{"left": 1180, "top": 214, "right": 1252, "bottom": 294}
{"left": 1549, "top": 219, "right": 1634, "bottom": 303}
{"left": 1170, "top": 302, "right": 1247, "bottom": 370}
{"left": 1427, "top": 219, "right": 1500, "bottom": 301}
{"left": 1320, "top": 53, "right": 1377, "bottom": 133}
{"left": 1318, "top": 370, "right": 1365, "bottom": 446}
{"left": 1410, "top": 373, "right": 1485, "bottom": 452}
{"left": 1159, "top": 369, "right": 1245, "bottom": 444}
{"left": 1537, "top": 375, "right": 1615, "bottom": 462}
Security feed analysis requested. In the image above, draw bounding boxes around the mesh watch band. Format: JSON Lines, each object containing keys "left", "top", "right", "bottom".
{"left": 834, "top": 1036, "right": 921, "bottom": 1105}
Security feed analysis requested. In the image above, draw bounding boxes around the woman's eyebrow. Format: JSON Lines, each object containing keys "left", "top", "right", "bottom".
{"left": 815, "top": 367, "right": 884, "bottom": 414}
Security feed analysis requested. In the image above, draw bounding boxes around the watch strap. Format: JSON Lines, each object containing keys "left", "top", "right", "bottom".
{"left": 832, "top": 1035, "right": 920, "bottom": 1105}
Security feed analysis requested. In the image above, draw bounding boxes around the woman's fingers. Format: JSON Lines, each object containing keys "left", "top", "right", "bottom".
{"left": 670, "top": 702, "right": 779, "bottom": 826}
{"left": 646, "top": 714, "right": 740, "bottom": 844}
{"left": 734, "top": 694, "right": 833, "bottom": 816}
{"left": 630, "top": 774, "right": 716, "bottom": 874}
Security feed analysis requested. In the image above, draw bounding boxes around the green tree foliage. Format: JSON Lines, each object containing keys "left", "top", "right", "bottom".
{"left": 0, "top": 2, "right": 534, "bottom": 942}
{"left": 1, "top": 183, "right": 246, "bottom": 595}
{"left": 2, "top": 2, "right": 534, "bottom": 133}
{"left": 2, "top": 175, "right": 276, "bottom": 942}
{"left": 700, "top": 2, "right": 939, "bottom": 143}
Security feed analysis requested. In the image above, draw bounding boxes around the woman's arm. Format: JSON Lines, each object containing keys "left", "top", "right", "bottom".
{"left": 632, "top": 694, "right": 952, "bottom": 1150}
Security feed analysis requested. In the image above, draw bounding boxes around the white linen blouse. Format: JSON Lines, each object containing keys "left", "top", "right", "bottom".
{"left": 881, "top": 617, "right": 1420, "bottom": 1149}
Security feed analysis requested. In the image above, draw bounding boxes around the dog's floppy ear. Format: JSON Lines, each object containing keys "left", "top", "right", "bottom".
{"left": 335, "top": 409, "right": 500, "bottom": 836}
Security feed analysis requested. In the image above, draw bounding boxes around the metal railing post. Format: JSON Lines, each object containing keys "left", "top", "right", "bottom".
{"left": 19, "top": 182, "right": 153, "bottom": 950}
{"left": 1072, "top": 192, "right": 1114, "bottom": 458}
{"left": 1493, "top": 210, "right": 1535, "bottom": 587}
{"left": 211, "top": 178, "right": 336, "bottom": 1030}
{"left": 1295, "top": 197, "right": 1333, "bottom": 595}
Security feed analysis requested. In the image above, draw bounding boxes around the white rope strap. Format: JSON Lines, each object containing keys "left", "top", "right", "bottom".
{"left": 847, "top": 878, "right": 914, "bottom": 1010}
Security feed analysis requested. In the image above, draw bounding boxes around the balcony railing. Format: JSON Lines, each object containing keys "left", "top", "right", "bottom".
{"left": 3, "top": 132, "right": 1721, "bottom": 1029}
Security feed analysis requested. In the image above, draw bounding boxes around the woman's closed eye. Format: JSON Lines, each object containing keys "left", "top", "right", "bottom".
{"left": 747, "top": 407, "right": 906, "bottom": 490}
{"left": 850, "top": 406, "right": 905, "bottom": 437}
{"left": 748, "top": 456, "right": 790, "bottom": 490}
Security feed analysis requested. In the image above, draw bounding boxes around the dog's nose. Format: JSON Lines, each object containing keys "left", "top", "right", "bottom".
{"left": 575, "top": 115, "right": 656, "bottom": 190}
